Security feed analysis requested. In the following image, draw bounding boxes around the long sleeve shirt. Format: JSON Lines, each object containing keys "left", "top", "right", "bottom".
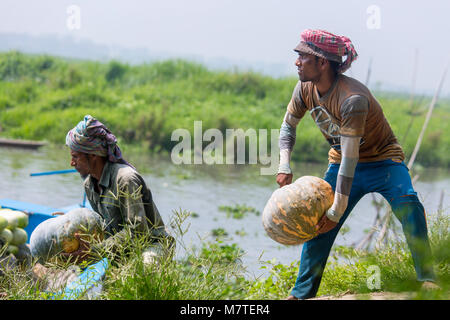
{"left": 84, "top": 161, "right": 170, "bottom": 251}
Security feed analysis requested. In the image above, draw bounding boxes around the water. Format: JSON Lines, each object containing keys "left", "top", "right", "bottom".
{"left": 1, "top": 146, "right": 449, "bottom": 279}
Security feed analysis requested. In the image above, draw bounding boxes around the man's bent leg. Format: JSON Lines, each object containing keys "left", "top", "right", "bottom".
{"left": 391, "top": 198, "right": 435, "bottom": 282}
{"left": 289, "top": 165, "right": 364, "bottom": 299}
{"left": 289, "top": 228, "right": 338, "bottom": 299}
{"left": 377, "top": 161, "right": 436, "bottom": 282}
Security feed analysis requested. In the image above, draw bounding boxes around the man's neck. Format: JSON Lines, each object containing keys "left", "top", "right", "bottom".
{"left": 89, "top": 157, "right": 106, "bottom": 182}
{"left": 315, "top": 70, "right": 337, "bottom": 97}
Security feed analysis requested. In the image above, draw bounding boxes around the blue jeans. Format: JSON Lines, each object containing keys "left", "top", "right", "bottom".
{"left": 290, "top": 159, "right": 436, "bottom": 299}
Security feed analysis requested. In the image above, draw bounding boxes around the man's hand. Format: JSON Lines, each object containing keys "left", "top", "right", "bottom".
{"left": 276, "top": 173, "right": 293, "bottom": 188}
{"left": 315, "top": 214, "right": 338, "bottom": 234}
{"left": 59, "top": 233, "right": 92, "bottom": 264}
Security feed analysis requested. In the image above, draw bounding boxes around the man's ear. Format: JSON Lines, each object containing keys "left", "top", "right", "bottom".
{"left": 84, "top": 153, "right": 93, "bottom": 161}
{"left": 89, "top": 154, "right": 103, "bottom": 164}
{"left": 85, "top": 153, "right": 97, "bottom": 165}
{"left": 319, "top": 57, "right": 329, "bottom": 71}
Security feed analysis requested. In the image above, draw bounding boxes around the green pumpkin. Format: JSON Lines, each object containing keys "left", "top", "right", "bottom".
{"left": 262, "top": 176, "right": 334, "bottom": 245}
{"left": 0, "top": 228, "right": 13, "bottom": 244}
{"left": 0, "top": 209, "right": 19, "bottom": 229}
{"left": 12, "top": 211, "right": 29, "bottom": 229}
{"left": 0, "top": 215, "right": 7, "bottom": 231}
{"left": 29, "top": 208, "right": 105, "bottom": 263}
{"left": 11, "top": 228, "right": 28, "bottom": 246}
{"left": 6, "top": 244, "right": 19, "bottom": 256}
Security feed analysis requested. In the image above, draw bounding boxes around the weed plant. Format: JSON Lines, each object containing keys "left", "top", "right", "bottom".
{"left": 97, "top": 209, "right": 249, "bottom": 300}
{"left": 0, "top": 209, "right": 448, "bottom": 300}
{"left": 247, "top": 211, "right": 449, "bottom": 300}
{"left": 0, "top": 209, "right": 249, "bottom": 300}
{"left": 218, "top": 204, "right": 260, "bottom": 219}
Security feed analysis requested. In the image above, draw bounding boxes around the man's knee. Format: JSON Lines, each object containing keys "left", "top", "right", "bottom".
{"left": 390, "top": 195, "right": 428, "bottom": 234}
{"left": 390, "top": 193, "right": 423, "bottom": 215}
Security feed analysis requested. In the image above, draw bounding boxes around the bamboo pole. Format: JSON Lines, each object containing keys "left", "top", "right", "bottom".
{"left": 375, "top": 57, "right": 449, "bottom": 248}
{"left": 438, "top": 189, "right": 445, "bottom": 218}
{"left": 355, "top": 55, "right": 449, "bottom": 251}
{"left": 407, "top": 58, "right": 450, "bottom": 170}
{"left": 365, "top": 58, "right": 373, "bottom": 87}
{"left": 354, "top": 214, "right": 381, "bottom": 251}
{"left": 408, "top": 49, "right": 419, "bottom": 111}
{"left": 400, "top": 95, "right": 425, "bottom": 145}
{"left": 375, "top": 209, "right": 392, "bottom": 250}
{"left": 400, "top": 50, "right": 421, "bottom": 144}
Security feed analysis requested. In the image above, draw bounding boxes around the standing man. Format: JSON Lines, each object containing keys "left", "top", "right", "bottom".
{"left": 277, "top": 29, "right": 437, "bottom": 299}
{"left": 65, "top": 115, "right": 173, "bottom": 263}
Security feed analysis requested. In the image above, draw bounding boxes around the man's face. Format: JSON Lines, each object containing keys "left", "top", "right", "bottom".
{"left": 70, "top": 150, "right": 91, "bottom": 177}
{"left": 295, "top": 52, "right": 321, "bottom": 82}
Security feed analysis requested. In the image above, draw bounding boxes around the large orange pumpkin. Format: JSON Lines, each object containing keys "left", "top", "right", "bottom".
{"left": 262, "top": 176, "right": 334, "bottom": 245}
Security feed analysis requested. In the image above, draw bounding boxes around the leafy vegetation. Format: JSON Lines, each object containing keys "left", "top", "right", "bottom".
{"left": 247, "top": 212, "right": 450, "bottom": 300}
{"left": 0, "top": 209, "right": 448, "bottom": 300}
{"left": 1, "top": 51, "right": 449, "bottom": 167}
{"left": 0, "top": 209, "right": 250, "bottom": 300}
{"left": 218, "top": 204, "right": 260, "bottom": 219}
{"left": 0, "top": 51, "right": 448, "bottom": 300}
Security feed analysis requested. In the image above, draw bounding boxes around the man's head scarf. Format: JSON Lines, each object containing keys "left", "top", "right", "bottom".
{"left": 66, "top": 115, "right": 133, "bottom": 168}
{"left": 294, "top": 29, "right": 358, "bottom": 73}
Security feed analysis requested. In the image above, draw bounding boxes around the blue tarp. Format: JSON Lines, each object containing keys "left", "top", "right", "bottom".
{"left": 49, "top": 258, "right": 109, "bottom": 300}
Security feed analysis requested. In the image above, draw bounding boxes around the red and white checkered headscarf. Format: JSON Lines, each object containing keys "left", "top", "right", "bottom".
{"left": 296, "top": 29, "right": 358, "bottom": 73}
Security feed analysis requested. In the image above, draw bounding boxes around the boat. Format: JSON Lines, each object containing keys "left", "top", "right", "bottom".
{"left": 0, "top": 169, "right": 107, "bottom": 300}
{"left": 0, "top": 137, "right": 47, "bottom": 150}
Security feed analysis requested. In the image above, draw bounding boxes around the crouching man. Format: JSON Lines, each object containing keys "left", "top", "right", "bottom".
{"left": 64, "top": 114, "right": 174, "bottom": 265}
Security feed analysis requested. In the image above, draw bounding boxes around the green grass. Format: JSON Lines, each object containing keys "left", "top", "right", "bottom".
{"left": 0, "top": 51, "right": 449, "bottom": 300}
{"left": 0, "top": 51, "right": 449, "bottom": 167}
{"left": 218, "top": 203, "right": 260, "bottom": 219}
{"left": 0, "top": 209, "right": 448, "bottom": 300}
{"left": 246, "top": 211, "right": 450, "bottom": 300}
{"left": 0, "top": 209, "right": 250, "bottom": 300}
{"left": 94, "top": 209, "right": 250, "bottom": 300}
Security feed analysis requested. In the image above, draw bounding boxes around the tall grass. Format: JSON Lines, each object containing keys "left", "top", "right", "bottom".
{"left": 0, "top": 208, "right": 448, "bottom": 300}
{"left": 99, "top": 209, "right": 249, "bottom": 300}
{"left": 246, "top": 211, "right": 450, "bottom": 300}
{"left": 0, "top": 209, "right": 250, "bottom": 300}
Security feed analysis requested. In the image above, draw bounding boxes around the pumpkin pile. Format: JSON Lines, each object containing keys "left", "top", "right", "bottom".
{"left": 0, "top": 209, "right": 29, "bottom": 257}
{"left": 262, "top": 176, "right": 334, "bottom": 245}
{"left": 30, "top": 208, "right": 104, "bottom": 263}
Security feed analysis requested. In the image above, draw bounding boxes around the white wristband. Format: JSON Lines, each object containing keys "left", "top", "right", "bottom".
{"left": 278, "top": 149, "right": 292, "bottom": 174}
{"left": 326, "top": 208, "right": 341, "bottom": 223}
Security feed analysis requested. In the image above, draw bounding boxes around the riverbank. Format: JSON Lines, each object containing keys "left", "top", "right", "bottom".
{"left": 1, "top": 51, "right": 450, "bottom": 168}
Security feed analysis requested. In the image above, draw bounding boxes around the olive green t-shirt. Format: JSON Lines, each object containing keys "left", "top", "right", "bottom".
{"left": 287, "top": 74, "right": 405, "bottom": 163}
{"left": 84, "top": 161, "right": 169, "bottom": 250}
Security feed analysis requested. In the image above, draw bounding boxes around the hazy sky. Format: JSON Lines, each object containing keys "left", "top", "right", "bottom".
{"left": 1, "top": 0, "right": 449, "bottom": 96}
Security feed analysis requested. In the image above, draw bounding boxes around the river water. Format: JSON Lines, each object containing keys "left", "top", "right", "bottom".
{"left": 0, "top": 146, "right": 449, "bottom": 279}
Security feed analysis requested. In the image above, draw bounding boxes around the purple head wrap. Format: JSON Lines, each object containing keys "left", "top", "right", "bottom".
{"left": 66, "top": 115, "right": 133, "bottom": 168}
